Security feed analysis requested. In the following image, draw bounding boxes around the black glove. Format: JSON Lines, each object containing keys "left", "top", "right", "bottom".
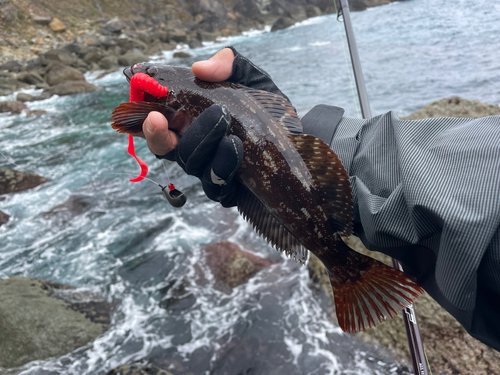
{"left": 157, "top": 47, "right": 293, "bottom": 206}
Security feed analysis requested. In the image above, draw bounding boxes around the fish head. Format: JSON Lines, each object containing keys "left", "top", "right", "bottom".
{"left": 111, "top": 63, "right": 197, "bottom": 134}
{"left": 124, "top": 63, "right": 195, "bottom": 98}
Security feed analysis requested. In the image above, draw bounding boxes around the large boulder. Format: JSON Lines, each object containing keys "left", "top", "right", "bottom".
{"left": 43, "top": 80, "right": 98, "bottom": 96}
{"left": 0, "top": 168, "right": 48, "bottom": 195}
{"left": 102, "top": 17, "right": 127, "bottom": 34}
{"left": 205, "top": 241, "right": 272, "bottom": 289}
{"left": 0, "top": 277, "right": 112, "bottom": 368}
{"left": 45, "top": 63, "right": 85, "bottom": 86}
{"left": 271, "top": 16, "right": 296, "bottom": 32}
{"left": 402, "top": 96, "right": 500, "bottom": 120}
{"left": 118, "top": 48, "right": 148, "bottom": 67}
{"left": 0, "top": 100, "right": 27, "bottom": 114}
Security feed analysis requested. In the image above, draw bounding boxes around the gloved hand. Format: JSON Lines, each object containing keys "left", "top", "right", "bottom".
{"left": 148, "top": 46, "right": 297, "bottom": 206}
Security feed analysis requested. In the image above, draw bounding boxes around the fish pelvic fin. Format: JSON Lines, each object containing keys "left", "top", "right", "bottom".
{"left": 331, "top": 258, "right": 424, "bottom": 333}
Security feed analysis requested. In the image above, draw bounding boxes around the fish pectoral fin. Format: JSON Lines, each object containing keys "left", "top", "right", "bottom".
{"left": 237, "top": 186, "right": 308, "bottom": 264}
{"left": 330, "top": 250, "right": 423, "bottom": 333}
{"left": 111, "top": 101, "right": 173, "bottom": 134}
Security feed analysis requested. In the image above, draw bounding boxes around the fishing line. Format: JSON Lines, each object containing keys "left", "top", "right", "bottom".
{"left": 0, "top": 150, "right": 22, "bottom": 169}
{"left": 86, "top": 170, "right": 186, "bottom": 208}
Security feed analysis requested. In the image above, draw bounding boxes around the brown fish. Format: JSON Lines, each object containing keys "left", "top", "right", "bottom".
{"left": 111, "top": 63, "right": 423, "bottom": 332}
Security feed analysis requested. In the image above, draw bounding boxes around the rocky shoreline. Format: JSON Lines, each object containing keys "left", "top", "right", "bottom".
{"left": 0, "top": 0, "right": 407, "bottom": 111}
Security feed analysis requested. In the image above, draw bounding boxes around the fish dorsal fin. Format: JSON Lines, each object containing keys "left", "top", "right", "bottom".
{"left": 243, "top": 88, "right": 302, "bottom": 134}
{"left": 290, "top": 134, "right": 353, "bottom": 236}
{"left": 237, "top": 187, "right": 308, "bottom": 264}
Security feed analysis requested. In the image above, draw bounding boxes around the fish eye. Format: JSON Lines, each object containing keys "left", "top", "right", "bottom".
{"left": 146, "top": 66, "right": 158, "bottom": 77}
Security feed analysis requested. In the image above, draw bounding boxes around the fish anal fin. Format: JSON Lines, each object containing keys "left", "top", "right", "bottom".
{"left": 237, "top": 186, "right": 308, "bottom": 264}
{"left": 331, "top": 259, "right": 424, "bottom": 333}
{"left": 111, "top": 101, "right": 172, "bottom": 134}
{"left": 289, "top": 134, "right": 353, "bottom": 236}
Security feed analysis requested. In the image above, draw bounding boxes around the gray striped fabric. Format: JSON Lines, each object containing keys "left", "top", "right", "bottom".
{"left": 328, "top": 111, "right": 500, "bottom": 345}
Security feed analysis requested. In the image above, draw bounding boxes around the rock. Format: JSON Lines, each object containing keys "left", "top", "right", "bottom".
{"left": 305, "top": 5, "right": 323, "bottom": 18}
{"left": 0, "top": 101, "right": 27, "bottom": 114}
{"left": 0, "top": 77, "right": 30, "bottom": 96}
{"left": 43, "top": 195, "right": 92, "bottom": 225}
{"left": 25, "top": 56, "right": 46, "bottom": 71}
{"left": 271, "top": 16, "right": 296, "bottom": 32}
{"left": 0, "top": 277, "right": 112, "bottom": 368}
{"left": 0, "top": 210, "right": 9, "bottom": 226}
{"left": 49, "top": 17, "right": 66, "bottom": 32}
{"left": 173, "top": 51, "right": 192, "bottom": 58}
{"left": 45, "top": 63, "right": 85, "bottom": 86}
{"left": 1, "top": 3, "right": 17, "bottom": 23}
{"left": 188, "top": 38, "right": 203, "bottom": 49}
{"left": 83, "top": 49, "right": 103, "bottom": 64}
{"left": 118, "top": 48, "right": 147, "bottom": 66}
{"left": 205, "top": 241, "right": 272, "bottom": 289}
{"left": 99, "top": 55, "right": 118, "bottom": 70}
{"left": 105, "top": 365, "right": 173, "bottom": 375}
{"left": 32, "top": 15, "right": 52, "bottom": 25}
{"left": 102, "top": 17, "right": 127, "bottom": 34}
{"left": 16, "top": 92, "right": 34, "bottom": 102}
{"left": 0, "top": 60, "right": 23, "bottom": 73}
{"left": 401, "top": 96, "right": 500, "bottom": 120}
{"left": 43, "top": 80, "right": 98, "bottom": 96}
{"left": 43, "top": 48, "right": 76, "bottom": 66}
{"left": 0, "top": 168, "right": 48, "bottom": 195}
{"left": 350, "top": 0, "right": 391, "bottom": 12}
{"left": 16, "top": 71, "right": 45, "bottom": 85}
{"left": 61, "top": 43, "right": 82, "bottom": 55}
{"left": 234, "top": 0, "right": 266, "bottom": 24}
{"left": 26, "top": 109, "right": 46, "bottom": 117}
{"left": 168, "top": 30, "right": 188, "bottom": 44}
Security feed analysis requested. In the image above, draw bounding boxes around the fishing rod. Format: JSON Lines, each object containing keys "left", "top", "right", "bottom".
{"left": 334, "top": 1, "right": 431, "bottom": 374}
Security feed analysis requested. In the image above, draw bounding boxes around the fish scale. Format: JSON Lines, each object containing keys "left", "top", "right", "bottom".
{"left": 111, "top": 63, "right": 424, "bottom": 333}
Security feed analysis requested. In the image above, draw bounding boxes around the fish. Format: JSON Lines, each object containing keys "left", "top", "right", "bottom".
{"left": 111, "top": 63, "right": 423, "bottom": 333}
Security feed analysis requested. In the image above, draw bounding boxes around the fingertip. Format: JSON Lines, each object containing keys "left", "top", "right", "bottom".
{"left": 145, "top": 111, "right": 168, "bottom": 134}
{"left": 192, "top": 48, "right": 235, "bottom": 82}
{"left": 144, "top": 111, "right": 177, "bottom": 155}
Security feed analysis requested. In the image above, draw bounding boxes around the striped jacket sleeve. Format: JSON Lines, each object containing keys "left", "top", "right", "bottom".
{"left": 303, "top": 105, "right": 500, "bottom": 351}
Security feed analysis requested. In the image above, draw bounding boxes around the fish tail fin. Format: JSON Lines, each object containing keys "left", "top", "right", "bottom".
{"left": 330, "top": 258, "right": 423, "bottom": 333}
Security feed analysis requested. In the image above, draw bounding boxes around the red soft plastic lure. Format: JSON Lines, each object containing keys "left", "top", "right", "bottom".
{"left": 126, "top": 72, "right": 168, "bottom": 182}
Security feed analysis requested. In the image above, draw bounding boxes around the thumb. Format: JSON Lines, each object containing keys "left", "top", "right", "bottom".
{"left": 143, "top": 111, "right": 178, "bottom": 156}
{"left": 191, "top": 48, "right": 235, "bottom": 82}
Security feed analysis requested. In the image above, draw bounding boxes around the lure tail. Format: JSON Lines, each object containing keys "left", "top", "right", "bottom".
{"left": 330, "top": 243, "right": 423, "bottom": 333}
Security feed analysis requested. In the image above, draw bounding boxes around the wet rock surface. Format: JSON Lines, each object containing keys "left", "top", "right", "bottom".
{"left": 205, "top": 241, "right": 272, "bottom": 290}
{"left": 0, "top": 277, "right": 113, "bottom": 369}
{"left": 0, "top": 209, "right": 9, "bottom": 226}
{"left": 308, "top": 97, "right": 500, "bottom": 375}
{"left": 0, "top": 167, "right": 49, "bottom": 195}
{"left": 0, "top": 100, "right": 26, "bottom": 114}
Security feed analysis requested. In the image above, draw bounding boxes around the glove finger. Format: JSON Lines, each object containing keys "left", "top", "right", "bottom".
{"left": 201, "top": 134, "right": 243, "bottom": 205}
{"left": 227, "top": 46, "right": 290, "bottom": 101}
{"left": 210, "top": 135, "right": 243, "bottom": 184}
{"left": 176, "top": 104, "right": 231, "bottom": 176}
